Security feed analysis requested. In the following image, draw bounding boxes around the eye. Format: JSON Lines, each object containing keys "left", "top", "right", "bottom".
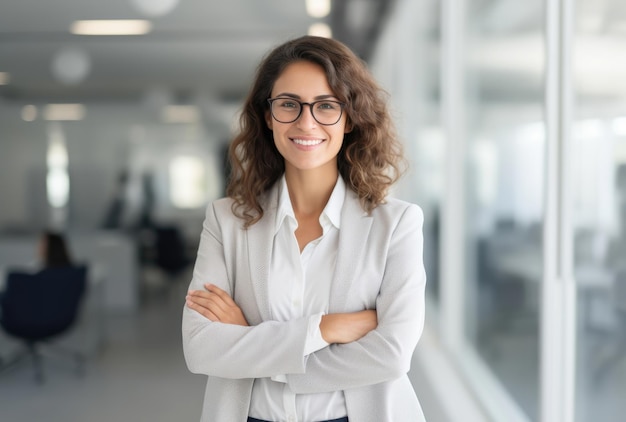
{"left": 276, "top": 99, "right": 299, "bottom": 109}
{"left": 316, "top": 101, "right": 339, "bottom": 111}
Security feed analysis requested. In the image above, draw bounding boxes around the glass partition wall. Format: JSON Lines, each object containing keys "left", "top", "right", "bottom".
{"left": 371, "top": 0, "right": 444, "bottom": 305}
{"left": 573, "top": 0, "right": 626, "bottom": 420}
{"left": 463, "top": 1, "right": 545, "bottom": 419}
{"left": 372, "top": 0, "right": 624, "bottom": 420}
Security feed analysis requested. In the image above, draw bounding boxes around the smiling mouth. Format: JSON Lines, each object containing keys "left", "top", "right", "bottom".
{"left": 291, "top": 138, "right": 323, "bottom": 146}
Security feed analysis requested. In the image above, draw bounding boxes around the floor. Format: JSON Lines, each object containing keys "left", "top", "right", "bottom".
{"left": 0, "top": 271, "right": 207, "bottom": 422}
{"left": 477, "top": 311, "right": 626, "bottom": 422}
{"left": 3, "top": 265, "right": 624, "bottom": 422}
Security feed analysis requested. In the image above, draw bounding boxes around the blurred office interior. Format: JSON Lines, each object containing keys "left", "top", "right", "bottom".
{"left": 0, "top": 0, "right": 625, "bottom": 421}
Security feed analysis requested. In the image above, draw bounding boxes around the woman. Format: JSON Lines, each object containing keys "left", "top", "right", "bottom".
{"left": 183, "top": 35, "right": 427, "bottom": 422}
{"left": 39, "top": 231, "right": 73, "bottom": 268}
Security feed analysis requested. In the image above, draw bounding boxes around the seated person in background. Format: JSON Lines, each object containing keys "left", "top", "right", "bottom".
{"left": 0, "top": 231, "right": 74, "bottom": 309}
{"left": 38, "top": 231, "right": 74, "bottom": 269}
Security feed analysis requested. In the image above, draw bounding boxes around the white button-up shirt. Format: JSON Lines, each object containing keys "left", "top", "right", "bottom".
{"left": 248, "top": 175, "right": 348, "bottom": 422}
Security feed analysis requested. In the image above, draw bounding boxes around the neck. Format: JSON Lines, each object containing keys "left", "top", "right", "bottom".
{"left": 284, "top": 166, "right": 338, "bottom": 217}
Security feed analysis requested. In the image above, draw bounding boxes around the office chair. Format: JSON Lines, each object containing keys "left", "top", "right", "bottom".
{"left": 0, "top": 265, "right": 88, "bottom": 383}
{"left": 154, "top": 225, "right": 190, "bottom": 278}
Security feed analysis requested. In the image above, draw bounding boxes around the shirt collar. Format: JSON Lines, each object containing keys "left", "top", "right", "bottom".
{"left": 274, "top": 175, "right": 345, "bottom": 235}
{"left": 323, "top": 175, "right": 344, "bottom": 230}
{"left": 275, "top": 176, "right": 295, "bottom": 234}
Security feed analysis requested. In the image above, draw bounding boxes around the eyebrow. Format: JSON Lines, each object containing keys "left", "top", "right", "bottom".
{"left": 273, "top": 92, "right": 339, "bottom": 101}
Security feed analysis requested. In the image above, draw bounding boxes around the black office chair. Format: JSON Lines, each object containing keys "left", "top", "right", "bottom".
{"left": 154, "top": 225, "right": 190, "bottom": 278}
{"left": 0, "top": 265, "right": 88, "bottom": 383}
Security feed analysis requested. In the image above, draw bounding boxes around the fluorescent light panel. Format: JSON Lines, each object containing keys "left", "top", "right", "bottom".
{"left": 22, "top": 105, "right": 38, "bottom": 122}
{"left": 306, "top": 0, "right": 331, "bottom": 18}
{"left": 308, "top": 23, "right": 332, "bottom": 38}
{"left": 44, "top": 104, "right": 86, "bottom": 121}
{"left": 70, "top": 20, "right": 152, "bottom": 35}
{"left": 162, "top": 105, "right": 200, "bottom": 123}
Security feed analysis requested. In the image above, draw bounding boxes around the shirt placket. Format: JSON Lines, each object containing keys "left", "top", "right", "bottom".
{"left": 283, "top": 218, "right": 306, "bottom": 422}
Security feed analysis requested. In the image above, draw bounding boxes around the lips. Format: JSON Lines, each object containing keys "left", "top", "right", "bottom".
{"left": 291, "top": 138, "right": 323, "bottom": 146}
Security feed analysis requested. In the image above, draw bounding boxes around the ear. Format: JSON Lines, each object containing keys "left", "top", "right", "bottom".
{"left": 265, "top": 110, "right": 273, "bottom": 130}
{"left": 344, "top": 120, "right": 353, "bottom": 134}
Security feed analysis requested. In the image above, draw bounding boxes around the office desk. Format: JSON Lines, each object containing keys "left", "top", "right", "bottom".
{"left": 494, "top": 248, "right": 615, "bottom": 329}
{"left": 496, "top": 248, "right": 613, "bottom": 288}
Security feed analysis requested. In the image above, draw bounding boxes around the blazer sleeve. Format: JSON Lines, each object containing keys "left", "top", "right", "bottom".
{"left": 285, "top": 204, "right": 426, "bottom": 394}
{"left": 181, "top": 201, "right": 311, "bottom": 379}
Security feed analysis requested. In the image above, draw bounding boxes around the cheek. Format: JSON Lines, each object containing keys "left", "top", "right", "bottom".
{"left": 332, "top": 127, "right": 347, "bottom": 143}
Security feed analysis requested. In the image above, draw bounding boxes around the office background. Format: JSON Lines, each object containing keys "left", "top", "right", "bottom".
{"left": 1, "top": 0, "right": 624, "bottom": 421}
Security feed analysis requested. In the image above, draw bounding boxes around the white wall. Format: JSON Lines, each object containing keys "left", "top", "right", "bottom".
{"left": 0, "top": 102, "right": 227, "bottom": 235}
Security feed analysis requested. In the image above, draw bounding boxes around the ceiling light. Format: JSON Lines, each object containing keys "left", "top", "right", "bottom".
{"left": 70, "top": 20, "right": 152, "bottom": 35}
{"left": 0, "top": 72, "right": 10, "bottom": 85}
{"left": 22, "top": 105, "right": 38, "bottom": 122}
{"left": 306, "top": 0, "right": 331, "bottom": 18}
{"left": 162, "top": 105, "right": 200, "bottom": 123}
{"left": 308, "top": 23, "right": 332, "bottom": 38}
{"left": 44, "top": 104, "right": 86, "bottom": 121}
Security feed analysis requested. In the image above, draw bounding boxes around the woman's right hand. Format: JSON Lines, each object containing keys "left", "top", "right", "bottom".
{"left": 320, "top": 310, "right": 377, "bottom": 344}
{"left": 186, "top": 283, "right": 249, "bottom": 326}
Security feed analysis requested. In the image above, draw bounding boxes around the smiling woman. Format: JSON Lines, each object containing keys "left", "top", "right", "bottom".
{"left": 266, "top": 60, "right": 350, "bottom": 181}
{"left": 182, "top": 35, "right": 427, "bottom": 422}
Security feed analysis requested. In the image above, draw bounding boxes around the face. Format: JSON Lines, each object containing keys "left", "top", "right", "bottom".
{"left": 267, "top": 60, "right": 350, "bottom": 175}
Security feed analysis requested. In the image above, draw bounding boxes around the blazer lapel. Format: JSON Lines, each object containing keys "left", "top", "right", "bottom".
{"left": 329, "top": 189, "right": 372, "bottom": 313}
{"left": 245, "top": 188, "right": 278, "bottom": 321}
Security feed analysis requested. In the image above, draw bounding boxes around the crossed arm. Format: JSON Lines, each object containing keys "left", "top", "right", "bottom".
{"left": 182, "top": 200, "right": 425, "bottom": 390}
{"left": 186, "top": 284, "right": 377, "bottom": 344}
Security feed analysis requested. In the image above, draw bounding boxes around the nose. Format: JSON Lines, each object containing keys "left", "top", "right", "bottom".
{"left": 296, "top": 103, "right": 317, "bottom": 127}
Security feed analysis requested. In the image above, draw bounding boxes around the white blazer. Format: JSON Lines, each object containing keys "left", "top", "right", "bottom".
{"left": 182, "top": 183, "right": 427, "bottom": 422}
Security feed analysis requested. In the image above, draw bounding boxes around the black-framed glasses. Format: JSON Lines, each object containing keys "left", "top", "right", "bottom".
{"left": 267, "top": 97, "right": 346, "bottom": 126}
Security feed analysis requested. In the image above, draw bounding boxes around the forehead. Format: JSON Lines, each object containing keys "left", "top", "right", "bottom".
{"left": 271, "top": 61, "right": 334, "bottom": 96}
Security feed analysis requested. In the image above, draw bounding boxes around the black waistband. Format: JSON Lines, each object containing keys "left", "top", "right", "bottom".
{"left": 247, "top": 417, "right": 348, "bottom": 422}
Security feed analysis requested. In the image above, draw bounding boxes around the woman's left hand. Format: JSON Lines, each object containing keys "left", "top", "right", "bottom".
{"left": 186, "top": 284, "right": 249, "bottom": 326}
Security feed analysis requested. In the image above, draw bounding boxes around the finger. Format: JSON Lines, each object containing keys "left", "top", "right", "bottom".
{"left": 187, "top": 289, "right": 215, "bottom": 301}
{"left": 188, "top": 290, "right": 229, "bottom": 312}
{"left": 186, "top": 298, "right": 219, "bottom": 321}
{"left": 190, "top": 287, "right": 228, "bottom": 309}
{"left": 205, "top": 284, "right": 238, "bottom": 307}
{"left": 194, "top": 285, "right": 237, "bottom": 310}
{"left": 187, "top": 293, "right": 229, "bottom": 316}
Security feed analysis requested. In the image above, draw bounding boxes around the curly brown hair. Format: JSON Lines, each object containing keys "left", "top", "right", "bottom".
{"left": 227, "top": 35, "right": 406, "bottom": 227}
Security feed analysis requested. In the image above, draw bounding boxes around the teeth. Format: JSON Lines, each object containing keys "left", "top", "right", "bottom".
{"left": 292, "top": 138, "right": 323, "bottom": 146}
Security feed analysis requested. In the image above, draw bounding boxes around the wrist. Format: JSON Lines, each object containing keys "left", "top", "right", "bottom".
{"left": 320, "top": 314, "right": 337, "bottom": 344}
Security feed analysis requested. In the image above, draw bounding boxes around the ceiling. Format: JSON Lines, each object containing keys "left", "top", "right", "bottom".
{"left": 2, "top": 0, "right": 622, "bottom": 117}
{"left": 0, "top": 0, "right": 391, "bottom": 106}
